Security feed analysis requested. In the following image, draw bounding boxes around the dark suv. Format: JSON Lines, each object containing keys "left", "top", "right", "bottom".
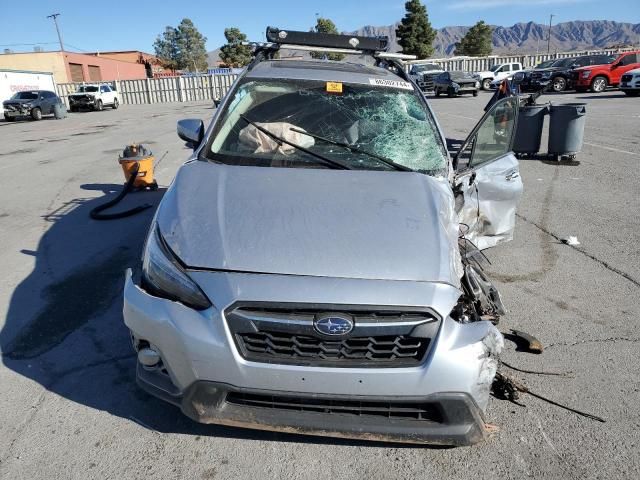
{"left": 528, "top": 54, "right": 616, "bottom": 92}
{"left": 2, "top": 90, "right": 63, "bottom": 121}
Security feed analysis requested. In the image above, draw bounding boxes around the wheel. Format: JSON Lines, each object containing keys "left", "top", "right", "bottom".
{"left": 69, "top": 106, "right": 78, "bottom": 113}
{"left": 551, "top": 76, "right": 567, "bottom": 92}
{"left": 95, "top": 100, "right": 103, "bottom": 111}
{"left": 447, "top": 88, "right": 455, "bottom": 98}
{"left": 624, "top": 91, "right": 639, "bottom": 97}
{"left": 590, "top": 76, "right": 608, "bottom": 93}
{"left": 472, "top": 90, "right": 478, "bottom": 97}
{"left": 112, "top": 98, "right": 119, "bottom": 109}
{"left": 4, "top": 115, "right": 16, "bottom": 122}
{"left": 31, "top": 108, "right": 42, "bottom": 121}
{"left": 482, "top": 78, "right": 492, "bottom": 90}
{"left": 434, "top": 88, "right": 440, "bottom": 97}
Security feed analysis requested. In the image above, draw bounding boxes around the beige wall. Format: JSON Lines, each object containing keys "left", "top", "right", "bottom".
{"left": 0, "top": 52, "right": 68, "bottom": 82}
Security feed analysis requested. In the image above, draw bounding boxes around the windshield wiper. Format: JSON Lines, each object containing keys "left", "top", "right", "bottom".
{"left": 238, "top": 114, "right": 352, "bottom": 170}
{"left": 289, "top": 127, "right": 414, "bottom": 172}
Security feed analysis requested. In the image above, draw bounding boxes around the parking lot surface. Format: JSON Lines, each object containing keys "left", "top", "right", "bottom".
{"left": 0, "top": 91, "right": 639, "bottom": 479}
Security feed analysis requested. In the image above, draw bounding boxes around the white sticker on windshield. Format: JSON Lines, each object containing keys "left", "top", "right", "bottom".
{"left": 368, "top": 78, "right": 414, "bottom": 90}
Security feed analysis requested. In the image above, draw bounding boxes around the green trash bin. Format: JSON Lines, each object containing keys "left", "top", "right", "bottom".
{"left": 548, "top": 103, "right": 586, "bottom": 159}
{"left": 513, "top": 104, "right": 548, "bottom": 156}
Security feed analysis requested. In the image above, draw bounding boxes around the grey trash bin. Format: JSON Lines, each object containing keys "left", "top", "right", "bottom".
{"left": 513, "top": 104, "right": 548, "bottom": 155}
{"left": 548, "top": 103, "right": 586, "bottom": 158}
{"left": 53, "top": 102, "right": 67, "bottom": 119}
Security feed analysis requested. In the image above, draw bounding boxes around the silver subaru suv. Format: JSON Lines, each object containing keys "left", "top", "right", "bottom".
{"left": 123, "top": 28, "right": 522, "bottom": 446}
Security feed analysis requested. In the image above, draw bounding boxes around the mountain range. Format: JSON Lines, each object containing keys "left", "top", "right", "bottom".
{"left": 349, "top": 20, "right": 640, "bottom": 57}
{"left": 208, "top": 20, "right": 639, "bottom": 65}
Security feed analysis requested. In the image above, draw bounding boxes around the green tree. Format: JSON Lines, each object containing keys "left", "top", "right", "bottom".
{"left": 219, "top": 28, "right": 252, "bottom": 67}
{"left": 153, "top": 26, "right": 180, "bottom": 70}
{"left": 310, "top": 17, "right": 344, "bottom": 61}
{"left": 454, "top": 21, "right": 493, "bottom": 56}
{"left": 153, "top": 18, "right": 208, "bottom": 71}
{"left": 396, "top": 0, "right": 437, "bottom": 59}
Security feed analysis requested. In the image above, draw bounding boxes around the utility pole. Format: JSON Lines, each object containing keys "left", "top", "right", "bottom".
{"left": 47, "top": 13, "right": 64, "bottom": 51}
{"left": 546, "top": 14, "right": 555, "bottom": 54}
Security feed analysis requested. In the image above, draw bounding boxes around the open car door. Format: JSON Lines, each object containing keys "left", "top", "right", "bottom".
{"left": 453, "top": 96, "right": 523, "bottom": 250}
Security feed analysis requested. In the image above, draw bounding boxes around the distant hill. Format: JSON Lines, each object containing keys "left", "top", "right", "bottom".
{"left": 207, "top": 20, "right": 640, "bottom": 66}
{"left": 350, "top": 20, "right": 640, "bottom": 57}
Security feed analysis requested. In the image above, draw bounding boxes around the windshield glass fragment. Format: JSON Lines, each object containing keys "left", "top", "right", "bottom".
{"left": 207, "top": 79, "right": 448, "bottom": 175}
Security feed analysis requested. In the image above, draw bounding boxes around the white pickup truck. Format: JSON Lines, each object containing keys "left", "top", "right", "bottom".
{"left": 68, "top": 83, "right": 119, "bottom": 112}
{"left": 474, "top": 62, "right": 524, "bottom": 90}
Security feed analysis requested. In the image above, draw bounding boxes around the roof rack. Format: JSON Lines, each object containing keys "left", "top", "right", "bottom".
{"left": 244, "top": 27, "right": 417, "bottom": 82}
{"left": 265, "top": 27, "right": 389, "bottom": 53}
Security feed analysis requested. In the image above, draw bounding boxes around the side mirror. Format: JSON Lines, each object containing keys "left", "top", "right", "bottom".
{"left": 177, "top": 119, "right": 204, "bottom": 149}
{"left": 213, "top": 99, "right": 221, "bottom": 108}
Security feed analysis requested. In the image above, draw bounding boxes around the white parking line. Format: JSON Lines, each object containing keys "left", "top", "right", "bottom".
{"left": 583, "top": 142, "right": 639, "bottom": 157}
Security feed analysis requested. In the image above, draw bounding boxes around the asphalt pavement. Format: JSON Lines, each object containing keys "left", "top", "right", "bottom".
{"left": 0, "top": 89, "right": 638, "bottom": 479}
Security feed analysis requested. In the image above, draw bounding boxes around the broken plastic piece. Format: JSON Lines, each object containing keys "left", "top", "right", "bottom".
{"left": 562, "top": 236, "right": 580, "bottom": 246}
{"left": 509, "top": 329, "right": 543, "bottom": 354}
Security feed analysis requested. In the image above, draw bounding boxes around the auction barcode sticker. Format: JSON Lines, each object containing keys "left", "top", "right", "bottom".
{"left": 368, "top": 78, "right": 414, "bottom": 90}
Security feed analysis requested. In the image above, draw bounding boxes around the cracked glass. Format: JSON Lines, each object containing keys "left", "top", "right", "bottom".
{"left": 206, "top": 79, "right": 448, "bottom": 175}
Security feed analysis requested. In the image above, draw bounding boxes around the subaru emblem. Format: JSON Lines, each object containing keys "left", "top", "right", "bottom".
{"left": 314, "top": 313, "right": 354, "bottom": 336}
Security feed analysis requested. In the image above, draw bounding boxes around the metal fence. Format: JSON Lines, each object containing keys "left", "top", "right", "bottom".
{"left": 56, "top": 73, "right": 239, "bottom": 107}
{"left": 408, "top": 47, "right": 636, "bottom": 72}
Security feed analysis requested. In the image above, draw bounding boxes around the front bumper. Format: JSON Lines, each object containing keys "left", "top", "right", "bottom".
{"left": 138, "top": 365, "right": 487, "bottom": 445}
{"left": 3, "top": 104, "right": 30, "bottom": 116}
{"left": 69, "top": 96, "right": 96, "bottom": 106}
{"left": 123, "top": 269, "right": 501, "bottom": 446}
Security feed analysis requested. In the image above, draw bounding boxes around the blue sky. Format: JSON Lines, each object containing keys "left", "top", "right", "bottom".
{"left": 1, "top": 0, "right": 638, "bottom": 54}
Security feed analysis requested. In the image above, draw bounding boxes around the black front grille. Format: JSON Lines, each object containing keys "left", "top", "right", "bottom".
{"left": 225, "top": 392, "right": 443, "bottom": 422}
{"left": 621, "top": 74, "right": 632, "bottom": 82}
{"left": 237, "top": 330, "right": 429, "bottom": 367}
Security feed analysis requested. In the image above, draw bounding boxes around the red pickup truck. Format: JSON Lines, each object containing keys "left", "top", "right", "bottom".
{"left": 571, "top": 51, "right": 640, "bottom": 93}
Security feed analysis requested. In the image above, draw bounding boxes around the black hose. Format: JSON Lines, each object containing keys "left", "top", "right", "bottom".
{"left": 90, "top": 163, "right": 153, "bottom": 220}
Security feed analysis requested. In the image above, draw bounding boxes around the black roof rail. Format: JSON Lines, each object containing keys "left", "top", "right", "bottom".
{"left": 265, "top": 27, "right": 389, "bottom": 53}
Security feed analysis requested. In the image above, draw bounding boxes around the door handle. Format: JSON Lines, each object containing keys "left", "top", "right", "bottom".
{"left": 505, "top": 171, "right": 519, "bottom": 181}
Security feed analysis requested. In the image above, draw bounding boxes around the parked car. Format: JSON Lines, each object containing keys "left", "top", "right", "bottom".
{"left": 408, "top": 63, "right": 444, "bottom": 91}
{"left": 474, "top": 62, "right": 524, "bottom": 90}
{"left": 123, "top": 27, "right": 522, "bottom": 447}
{"left": 68, "top": 83, "right": 119, "bottom": 111}
{"left": 433, "top": 71, "right": 479, "bottom": 97}
{"left": 571, "top": 51, "right": 640, "bottom": 93}
{"left": 619, "top": 68, "right": 640, "bottom": 96}
{"left": 527, "top": 54, "right": 616, "bottom": 92}
{"left": 515, "top": 59, "right": 563, "bottom": 92}
{"left": 2, "top": 90, "right": 63, "bottom": 121}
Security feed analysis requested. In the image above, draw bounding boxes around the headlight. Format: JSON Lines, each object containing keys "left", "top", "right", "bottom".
{"left": 582, "top": 70, "right": 592, "bottom": 78}
{"left": 22, "top": 103, "right": 32, "bottom": 108}
{"left": 141, "top": 225, "right": 212, "bottom": 310}
{"left": 541, "top": 72, "right": 551, "bottom": 79}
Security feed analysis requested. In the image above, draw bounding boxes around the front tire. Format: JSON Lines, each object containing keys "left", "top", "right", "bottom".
{"left": 472, "top": 90, "right": 478, "bottom": 97}
{"left": 482, "top": 78, "right": 492, "bottom": 90}
{"left": 447, "top": 88, "right": 455, "bottom": 98}
{"left": 590, "top": 76, "right": 608, "bottom": 93}
{"left": 95, "top": 100, "right": 103, "bottom": 111}
{"left": 434, "top": 88, "right": 441, "bottom": 97}
{"left": 551, "top": 76, "right": 567, "bottom": 92}
{"left": 112, "top": 98, "right": 119, "bottom": 109}
{"left": 4, "top": 115, "right": 16, "bottom": 122}
{"left": 31, "top": 108, "right": 42, "bottom": 121}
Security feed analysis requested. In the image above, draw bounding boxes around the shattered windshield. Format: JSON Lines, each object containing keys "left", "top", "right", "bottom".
{"left": 206, "top": 79, "right": 447, "bottom": 175}
{"left": 78, "top": 86, "right": 99, "bottom": 92}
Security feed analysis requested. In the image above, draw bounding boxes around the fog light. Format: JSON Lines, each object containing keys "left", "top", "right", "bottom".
{"left": 138, "top": 348, "right": 160, "bottom": 368}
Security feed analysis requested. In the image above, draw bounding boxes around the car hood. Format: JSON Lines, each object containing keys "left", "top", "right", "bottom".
{"left": 157, "top": 161, "right": 461, "bottom": 285}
